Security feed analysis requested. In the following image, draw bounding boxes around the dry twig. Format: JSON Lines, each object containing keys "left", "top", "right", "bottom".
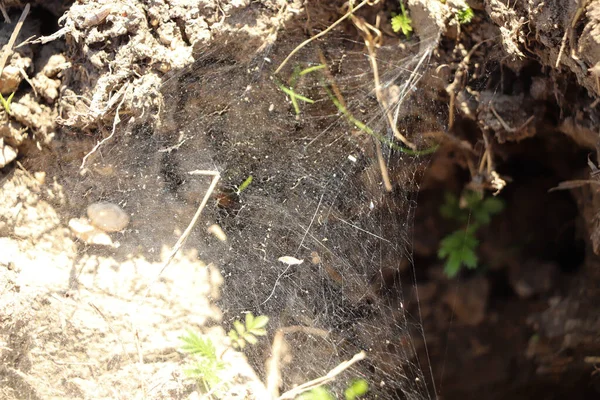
{"left": 277, "top": 351, "right": 366, "bottom": 399}
{"left": 0, "top": 3, "right": 30, "bottom": 78}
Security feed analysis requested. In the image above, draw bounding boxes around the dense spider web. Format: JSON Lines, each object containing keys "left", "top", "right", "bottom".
{"left": 150, "top": 25, "right": 446, "bottom": 398}
{"left": 104, "top": 18, "right": 447, "bottom": 398}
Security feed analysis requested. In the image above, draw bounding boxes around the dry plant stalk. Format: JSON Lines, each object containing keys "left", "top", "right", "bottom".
{"left": 265, "top": 326, "right": 330, "bottom": 398}
{"left": 352, "top": 15, "right": 416, "bottom": 150}
{"left": 277, "top": 350, "right": 366, "bottom": 399}
{"left": 555, "top": 0, "right": 591, "bottom": 68}
{"left": 275, "top": 0, "right": 376, "bottom": 74}
{"left": 0, "top": 3, "right": 30, "bottom": 78}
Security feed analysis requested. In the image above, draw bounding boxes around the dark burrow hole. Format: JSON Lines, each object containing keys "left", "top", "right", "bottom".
{"left": 382, "top": 129, "right": 592, "bottom": 399}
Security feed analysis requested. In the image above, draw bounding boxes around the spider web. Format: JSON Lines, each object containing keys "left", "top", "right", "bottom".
{"left": 74, "top": 10, "right": 450, "bottom": 398}
{"left": 145, "top": 22, "right": 446, "bottom": 398}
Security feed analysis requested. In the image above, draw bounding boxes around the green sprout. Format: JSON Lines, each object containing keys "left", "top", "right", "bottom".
{"left": 0, "top": 91, "right": 15, "bottom": 114}
{"left": 180, "top": 330, "right": 227, "bottom": 393}
{"left": 236, "top": 175, "right": 253, "bottom": 194}
{"left": 228, "top": 312, "right": 269, "bottom": 350}
{"left": 276, "top": 64, "right": 324, "bottom": 116}
{"left": 391, "top": 1, "right": 413, "bottom": 38}
{"left": 456, "top": 7, "right": 475, "bottom": 24}
{"left": 438, "top": 190, "right": 505, "bottom": 277}
{"left": 323, "top": 84, "right": 437, "bottom": 156}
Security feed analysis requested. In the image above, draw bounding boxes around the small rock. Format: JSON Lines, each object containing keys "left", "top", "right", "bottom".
{"left": 0, "top": 139, "right": 17, "bottom": 168}
{"left": 443, "top": 276, "right": 489, "bottom": 326}
{"left": 0, "top": 65, "right": 21, "bottom": 95}
{"left": 68, "top": 218, "right": 114, "bottom": 246}
{"left": 87, "top": 202, "right": 129, "bottom": 232}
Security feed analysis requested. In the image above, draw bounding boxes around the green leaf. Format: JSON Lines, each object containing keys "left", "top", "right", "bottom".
{"left": 245, "top": 312, "right": 255, "bottom": 328}
{"left": 461, "top": 248, "right": 478, "bottom": 269}
{"left": 482, "top": 197, "right": 505, "bottom": 215}
{"left": 344, "top": 379, "right": 369, "bottom": 400}
{"left": 243, "top": 332, "right": 258, "bottom": 345}
{"left": 391, "top": 14, "right": 413, "bottom": 37}
{"left": 237, "top": 176, "right": 253, "bottom": 193}
{"left": 234, "top": 320, "right": 245, "bottom": 335}
{"left": 444, "top": 255, "right": 462, "bottom": 278}
{"left": 297, "top": 386, "right": 335, "bottom": 400}
{"left": 180, "top": 331, "right": 217, "bottom": 361}
{"left": 250, "top": 315, "right": 269, "bottom": 330}
{"left": 457, "top": 7, "right": 474, "bottom": 24}
{"left": 0, "top": 91, "right": 15, "bottom": 114}
{"left": 299, "top": 64, "right": 326, "bottom": 76}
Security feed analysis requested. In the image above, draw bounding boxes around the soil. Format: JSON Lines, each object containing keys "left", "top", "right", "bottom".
{"left": 1, "top": 0, "right": 600, "bottom": 399}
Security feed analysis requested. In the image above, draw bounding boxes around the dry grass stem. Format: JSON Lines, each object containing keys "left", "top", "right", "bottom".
{"left": 275, "top": 0, "right": 374, "bottom": 74}
{"left": 0, "top": 3, "right": 30, "bottom": 78}
{"left": 144, "top": 169, "right": 220, "bottom": 298}
{"left": 352, "top": 15, "right": 416, "bottom": 150}
{"left": 277, "top": 351, "right": 366, "bottom": 399}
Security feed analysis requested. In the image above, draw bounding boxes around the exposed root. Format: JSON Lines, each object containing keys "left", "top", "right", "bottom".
{"left": 445, "top": 40, "right": 491, "bottom": 130}
{"left": 80, "top": 85, "right": 130, "bottom": 169}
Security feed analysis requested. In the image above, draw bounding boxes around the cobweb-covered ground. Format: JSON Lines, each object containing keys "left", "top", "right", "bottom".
{"left": 1, "top": 0, "right": 600, "bottom": 399}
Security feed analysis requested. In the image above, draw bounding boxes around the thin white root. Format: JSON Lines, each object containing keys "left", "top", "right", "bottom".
{"left": 80, "top": 85, "right": 130, "bottom": 169}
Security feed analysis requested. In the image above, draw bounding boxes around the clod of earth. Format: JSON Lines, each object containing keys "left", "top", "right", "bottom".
{"left": 86, "top": 202, "right": 130, "bottom": 232}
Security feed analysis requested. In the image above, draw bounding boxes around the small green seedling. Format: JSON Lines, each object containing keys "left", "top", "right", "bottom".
{"left": 180, "top": 330, "right": 227, "bottom": 393}
{"left": 228, "top": 312, "right": 269, "bottom": 350}
{"left": 391, "top": 1, "right": 413, "bottom": 38}
{"left": 236, "top": 175, "right": 253, "bottom": 194}
{"left": 0, "top": 91, "right": 15, "bottom": 114}
{"left": 438, "top": 191, "right": 505, "bottom": 277}
{"left": 456, "top": 7, "right": 474, "bottom": 24}
{"left": 276, "top": 64, "right": 324, "bottom": 116}
{"left": 297, "top": 379, "right": 369, "bottom": 400}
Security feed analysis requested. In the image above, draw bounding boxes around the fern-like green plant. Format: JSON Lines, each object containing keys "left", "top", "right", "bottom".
{"left": 0, "top": 91, "right": 15, "bottom": 114}
{"left": 391, "top": 1, "right": 413, "bottom": 38}
{"left": 438, "top": 190, "right": 505, "bottom": 277}
{"left": 456, "top": 7, "right": 474, "bottom": 24}
{"left": 180, "top": 330, "right": 227, "bottom": 393}
{"left": 228, "top": 312, "right": 269, "bottom": 350}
